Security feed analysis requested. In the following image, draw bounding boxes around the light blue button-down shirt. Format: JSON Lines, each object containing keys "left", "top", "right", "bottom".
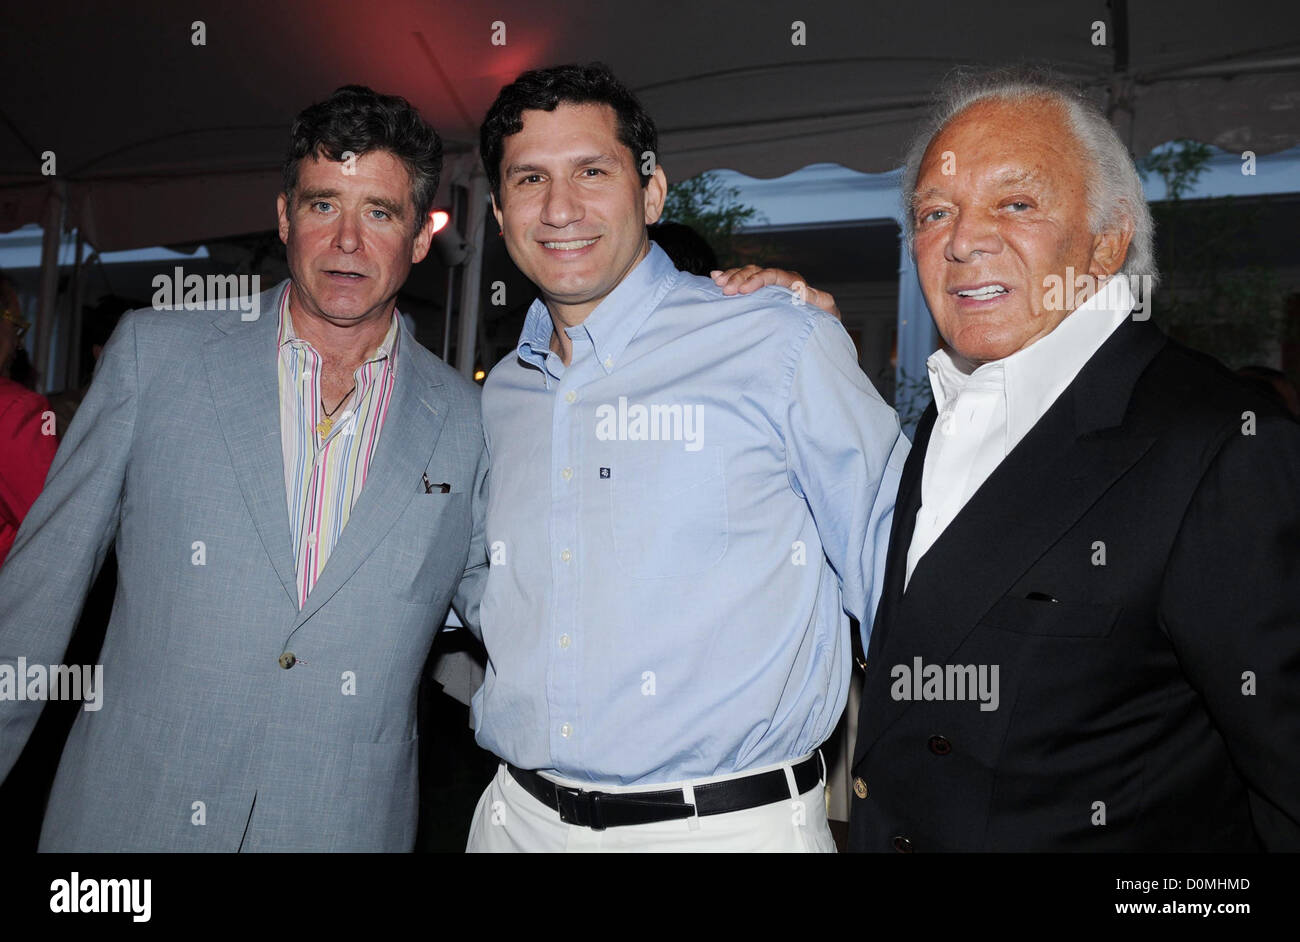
{"left": 473, "top": 243, "right": 908, "bottom": 785}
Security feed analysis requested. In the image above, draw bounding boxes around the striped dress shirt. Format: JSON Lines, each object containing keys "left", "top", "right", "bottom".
{"left": 276, "top": 288, "right": 399, "bottom": 607}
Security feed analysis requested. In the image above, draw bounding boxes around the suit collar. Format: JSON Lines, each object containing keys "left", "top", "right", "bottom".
{"left": 927, "top": 276, "right": 1136, "bottom": 446}
{"left": 1071, "top": 314, "right": 1166, "bottom": 434}
{"left": 204, "top": 283, "right": 298, "bottom": 606}
{"left": 856, "top": 317, "right": 1166, "bottom": 763}
{"left": 288, "top": 319, "right": 447, "bottom": 627}
{"left": 904, "top": 315, "right": 1166, "bottom": 609}
{"left": 203, "top": 279, "right": 447, "bottom": 613}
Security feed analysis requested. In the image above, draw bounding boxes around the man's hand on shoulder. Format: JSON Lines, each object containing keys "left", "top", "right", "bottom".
{"left": 710, "top": 265, "right": 841, "bottom": 320}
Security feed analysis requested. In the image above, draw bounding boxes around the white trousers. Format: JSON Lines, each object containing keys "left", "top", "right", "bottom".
{"left": 466, "top": 754, "right": 837, "bottom": 852}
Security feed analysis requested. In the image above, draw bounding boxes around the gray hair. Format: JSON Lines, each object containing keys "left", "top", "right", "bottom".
{"left": 900, "top": 65, "right": 1158, "bottom": 285}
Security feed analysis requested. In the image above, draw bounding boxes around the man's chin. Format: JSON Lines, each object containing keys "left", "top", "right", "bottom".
{"left": 943, "top": 327, "right": 1024, "bottom": 366}
{"left": 534, "top": 278, "right": 604, "bottom": 308}
{"left": 309, "top": 288, "right": 382, "bottom": 322}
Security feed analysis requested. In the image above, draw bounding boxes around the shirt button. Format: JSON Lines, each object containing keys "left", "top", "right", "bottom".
{"left": 559, "top": 634, "right": 571, "bottom": 649}
{"left": 278, "top": 652, "right": 297, "bottom": 670}
{"left": 853, "top": 777, "right": 868, "bottom": 799}
{"left": 560, "top": 723, "right": 573, "bottom": 738}
{"left": 892, "top": 835, "right": 914, "bottom": 853}
{"left": 561, "top": 467, "right": 573, "bottom": 481}
{"left": 928, "top": 735, "right": 953, "bottom": 756}
{"left": 560, "top": 549, "right": 572, "bottom": 562}
{"left": 603, "top": 357, "right": 613, "bottom": 369}
{"left": 564, "top": 391, "right": 577, "bottom": 404}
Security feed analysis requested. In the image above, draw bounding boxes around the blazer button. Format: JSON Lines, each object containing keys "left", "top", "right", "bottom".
{"left": 928, "top": 735, "right": 952, "bottom": 756}
{"left": 853, "top": 777, "right": 868, "bottom": 799}
{"left": 892, "top": 835, "right": 913, "bottom": 853}
{"left": 278, "top": 652, "right": 297, "bottom": 670}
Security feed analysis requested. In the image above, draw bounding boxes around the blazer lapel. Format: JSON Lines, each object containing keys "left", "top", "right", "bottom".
{"left": 203, "top": 282, "right": 299, "bottom": 607}
{"left": 864, "top": 402, "right": 934, "bottom": 658}
{"left": 291, "top": 328, "right": 447, "bottom": 628}
{"left": 857, "top": 318, "right": 1167, "bottom": 757}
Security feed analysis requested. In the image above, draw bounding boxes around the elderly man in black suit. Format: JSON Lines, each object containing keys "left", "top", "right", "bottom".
{"left": 715, "top": 64, "right": 1300, "bottom": 851}
{"left": 839, "top": 67, "right": 1300, "bottom": 852}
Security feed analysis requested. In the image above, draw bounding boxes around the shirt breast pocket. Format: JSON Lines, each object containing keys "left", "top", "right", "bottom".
{"left": 609, "top": 446, "right": 728, "bottom": 580}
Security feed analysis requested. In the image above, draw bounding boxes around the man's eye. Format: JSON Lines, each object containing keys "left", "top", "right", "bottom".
{"left": 581, "top": 168, "right": 605, "bottom": 177}
{"left": 370, "top": 209, "right": 390, "bottom": 220}
{"left": 313, "top": 201, "right": 333, "bottom": 212}
{"left": 920, "top": 209, "right": 947, "bottom": 224}
{"left": 1005, "top": 201, "right": 1031, "bottom": 211}
{"left": 520, "top": 174, "right": 543, "bottom": 185}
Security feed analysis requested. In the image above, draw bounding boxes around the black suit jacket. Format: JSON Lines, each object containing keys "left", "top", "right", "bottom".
{"left": 849, "top": 317, "right": 1300, "bottom": 852}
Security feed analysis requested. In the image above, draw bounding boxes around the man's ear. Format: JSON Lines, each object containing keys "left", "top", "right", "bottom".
{"left": 1089, "top": 216, "right": 1134, "bottom": 277}
{"left": 410, "top": 209, "right": 436, "bottom": 264}
{"left": 276, "top": 193, "right": 291, "bottom": 244}
{"left": 643, "top": 166, "right": 667, "bottom": 226}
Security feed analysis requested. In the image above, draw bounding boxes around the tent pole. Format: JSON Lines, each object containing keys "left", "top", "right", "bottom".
{"left": 893, "top": 221, "right": 935, "bottom": 441}
{"left": 441, "top": 261, "right": 456, "bottom": 363}
{"left": 64, "top": 228, "right": 86, "bottom": 391}
{"left": 455, "top": 168, "right": 488, "bottom": 378}
{"left": 33, "top": 181, "right": 66, "bottom": 394}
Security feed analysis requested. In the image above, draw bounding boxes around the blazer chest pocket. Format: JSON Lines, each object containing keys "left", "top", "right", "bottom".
{"left": 610, "top": 446, "right": 728, "bottom": 579}
{"left": 979, "top": 595, "right": 1121, "bottom": 639}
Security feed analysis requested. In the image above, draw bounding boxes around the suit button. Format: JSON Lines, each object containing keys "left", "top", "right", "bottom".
{"left": 892, "top": 835, "right": 913, "bottom": 853}
{"left": 928, "top": 735, "right": 952, "bottom": 756}
{"left": 278, "top": 652, "right": 297, "bottom": 670}
{"left": 853, "top": 777, "right": 868, "bottom": 799}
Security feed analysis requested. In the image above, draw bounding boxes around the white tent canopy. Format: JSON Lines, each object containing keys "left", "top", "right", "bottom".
{"left": 5, "top": 1, "right": 1299, "bottom": 248}
{"left": 3, "top": 0, "right": 1299, "bottom": 384}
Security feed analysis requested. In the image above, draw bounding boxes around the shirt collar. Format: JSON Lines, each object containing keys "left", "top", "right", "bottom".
{"left": 927, "top": 273, "right": 1135, "bottom": 441}
{"left": 517, "top": 242, "right": 681, "bottom": 375}
{"left": 278, "top": 285, "right": 401, "bottom": 370}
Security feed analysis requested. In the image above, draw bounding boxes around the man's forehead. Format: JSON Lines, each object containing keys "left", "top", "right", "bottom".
{"left": 299, "top": 148, "right": 409, "bottom": 181}
{"left": 915, "top": 104, "right": 1077, "bottom": 199}
{"left": 296, "top": 151, "right": 411, "bottom": 204}
{"left": 915, "top": 165, "right": 1051, "bottom": 199}
{"left": 508, "top": 102, "right": 622, "bottom": 154}
{"left": 924, "top": 99, "right": 1071, "bottom": 162}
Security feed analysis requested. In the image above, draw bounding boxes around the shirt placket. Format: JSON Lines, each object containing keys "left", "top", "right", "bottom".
{"left": 547, "top": 342, "right": 586, "bottom": 766}
{"left": 305, "top": 344, "right": 327, "bottom": 604}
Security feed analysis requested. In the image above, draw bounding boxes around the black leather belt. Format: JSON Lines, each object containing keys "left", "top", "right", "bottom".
{"left": 506, "top": 754, "right": 822, "bottom": 830}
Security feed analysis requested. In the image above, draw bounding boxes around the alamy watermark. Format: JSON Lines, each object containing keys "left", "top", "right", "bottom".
{"left": 151, "top": 267, "right": 261, "bottom": 321}
{"left": 0, "top": 658, "right": 103, "bottom": 711}
{"left": 50, "top": 872, "right": 150, "bottom": 922}
{"left": 890, "top": 656, "right": 999, "bottom": 711}
{"left": 1042, "top": 268, "right": 1154, "bottom": 321}
{"left": 594, "top": 396, "right": 704, "bottom": 452}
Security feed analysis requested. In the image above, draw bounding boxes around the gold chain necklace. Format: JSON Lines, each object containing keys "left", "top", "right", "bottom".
{"left": 316, "top": 385, "right": 356, "bottom": 439}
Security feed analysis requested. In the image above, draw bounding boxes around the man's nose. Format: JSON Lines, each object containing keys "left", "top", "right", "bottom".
{"left": 945, "top": 210, "right": 1002, "bottom": 263}
{"left": 540, "top": 176, "right": 583, "bottom": 230}
{"left": 334, "top": 211, "right": 362, "bottom": 252}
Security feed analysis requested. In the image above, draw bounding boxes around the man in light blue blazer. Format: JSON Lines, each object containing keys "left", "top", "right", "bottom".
{"left": 0, "top": 86, "right": 488, "bottom": 851}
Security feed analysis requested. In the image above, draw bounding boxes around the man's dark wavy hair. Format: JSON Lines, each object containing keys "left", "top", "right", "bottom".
{"left": 283, "top": 85, "right": 443, "bottom": 235}
{"left": 480, "top": 63, "right": 658, "bottom": 203}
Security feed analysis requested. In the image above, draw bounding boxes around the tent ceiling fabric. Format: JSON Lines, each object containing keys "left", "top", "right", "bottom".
{"left": 2, "top": 0, "right": 1298, "bottom": 250}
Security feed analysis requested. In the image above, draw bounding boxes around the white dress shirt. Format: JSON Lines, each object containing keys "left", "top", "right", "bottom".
{"left": 905, "top": 274, "right": 1136, "bottom": 588}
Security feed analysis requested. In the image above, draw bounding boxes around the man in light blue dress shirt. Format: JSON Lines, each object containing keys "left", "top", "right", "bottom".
{"left": 464, "top": 63, "right": 907, "bottom": 851}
